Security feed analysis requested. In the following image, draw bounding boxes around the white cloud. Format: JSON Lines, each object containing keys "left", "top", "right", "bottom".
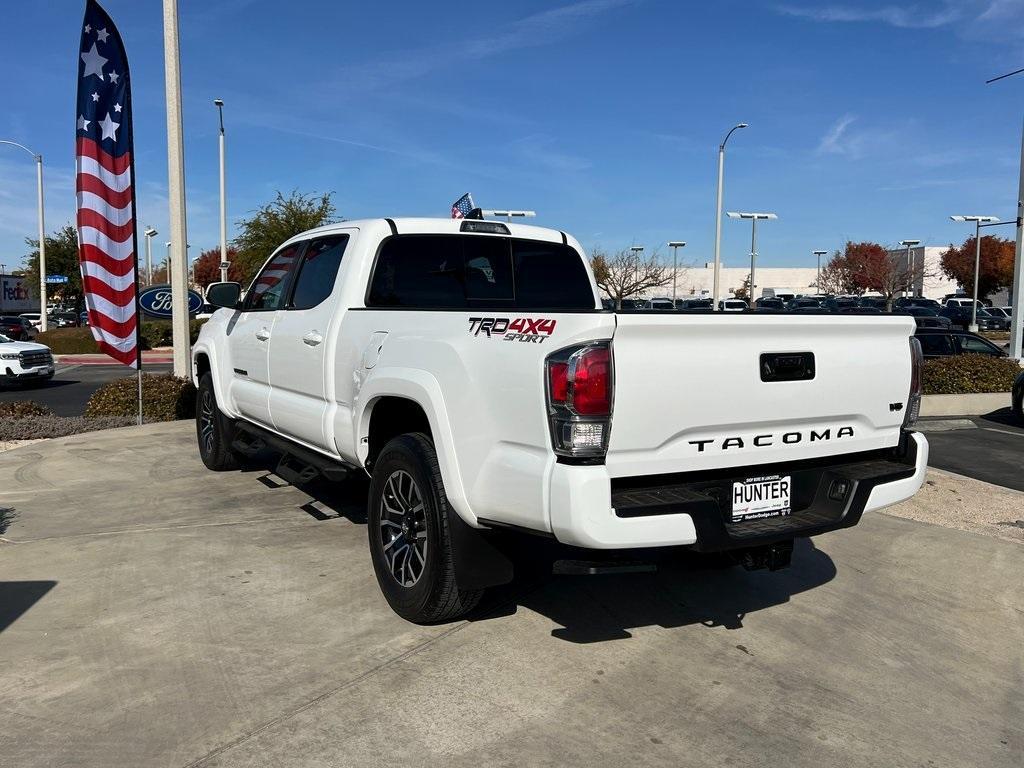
{"left": 776, "top": 2, "right": 964, "bottom": 29}
{"left": 817, "top": 114, "right": 859, "bottom": 154}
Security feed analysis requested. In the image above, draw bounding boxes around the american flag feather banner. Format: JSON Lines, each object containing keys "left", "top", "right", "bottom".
{"left": 75, "top": 0, "right": 141, "bottom": 368}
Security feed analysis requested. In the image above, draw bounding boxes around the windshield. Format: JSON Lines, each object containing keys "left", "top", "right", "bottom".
{"left": 0, "top": 334, "right": 11, "bottom": 343}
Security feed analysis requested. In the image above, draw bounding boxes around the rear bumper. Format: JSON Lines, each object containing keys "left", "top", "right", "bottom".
{"left": 549, "top": 432, "right": 928, "bottom": 550}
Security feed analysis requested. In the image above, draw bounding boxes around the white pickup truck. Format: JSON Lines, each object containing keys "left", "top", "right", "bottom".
{"left": 193, "top": 217, "right": 928, "bottom": 622}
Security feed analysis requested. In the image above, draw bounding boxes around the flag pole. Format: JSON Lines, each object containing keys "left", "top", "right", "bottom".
{"left": 113, "top": 5, "right": 144, "bottom": 423}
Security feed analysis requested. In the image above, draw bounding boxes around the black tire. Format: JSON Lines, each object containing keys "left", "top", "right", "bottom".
{"left": 367, "top": 433, "right": 482, "bottom": 623}
{"left": 196, "top": 372, "right": 240, "bottom": 471}
{"left": 1013, "top": 389, "right": 1023, "bottom": 424}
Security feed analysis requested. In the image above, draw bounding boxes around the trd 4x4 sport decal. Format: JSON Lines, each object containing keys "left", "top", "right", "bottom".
{"left": 468, "top": 317, "right": 557, "bottom": 343}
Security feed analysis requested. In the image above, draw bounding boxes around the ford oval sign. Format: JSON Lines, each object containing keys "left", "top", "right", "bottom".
{"left": 139, "top": 284, "right": 205, "bottom": 318}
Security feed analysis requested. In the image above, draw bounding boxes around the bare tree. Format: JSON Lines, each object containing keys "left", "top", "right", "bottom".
{"left": 590, "top": 248, "right": 673, "bottom": 309}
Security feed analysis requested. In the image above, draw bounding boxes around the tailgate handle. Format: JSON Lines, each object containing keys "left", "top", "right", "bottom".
{"left": 760, "top": 352, "right": 815, "bottom": 382}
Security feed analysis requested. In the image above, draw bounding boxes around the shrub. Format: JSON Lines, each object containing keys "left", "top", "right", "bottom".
{"left": 922, "top": 354, "right": 1022, "bottom": 395}
{"left": 35, "top": 327, "right": 98, "bottom": 354}
{"left": 84, "top": 373, "right": 196, "bottom": 421}
{"left": 0, "top": 401, "right": 54, "bottom": 419}
{"left": 0, "top": 415, "right": 136, "bottom": 440}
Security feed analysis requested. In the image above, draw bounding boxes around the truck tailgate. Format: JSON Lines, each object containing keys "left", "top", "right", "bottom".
{"left": 606, "top": 313, "right": 916, "bottom": 478}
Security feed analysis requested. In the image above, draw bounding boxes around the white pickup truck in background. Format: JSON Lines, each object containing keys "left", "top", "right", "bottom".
{"left": 192, "top": 217, "right": 928, "bottom": 622}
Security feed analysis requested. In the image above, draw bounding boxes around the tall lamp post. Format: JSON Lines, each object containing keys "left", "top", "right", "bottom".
{"left": 813, "top": 250, "right": 827, "bottom": 292}
{"left": 713, "top": 123, "right": 748, "bottom": 311}
{"left": 1, "top": 140, "right": 46, "bottom": 331}
{"left": 898, "top": 239, "right": 920, "bottom": 298}
{"left": 144, "top": 227, "right": 158, "bottom": 285}
{"left": 214, "top": 99, "right": 228, "bottom": 283}
{"left": 668, "top": 241, "right": 686, "bottom": 305}
{"left": 950, "top": 216, "right": 999, "bottom": 331}
{"left": 629, "top": 245, "right": 644, "bottom": 301}
{"left": 727, "top": 211, "right": 777, "bottom": 302}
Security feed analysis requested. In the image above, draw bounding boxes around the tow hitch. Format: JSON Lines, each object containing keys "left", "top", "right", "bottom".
{"left": 736, "top": 539, "right": 794, "bottom": 571}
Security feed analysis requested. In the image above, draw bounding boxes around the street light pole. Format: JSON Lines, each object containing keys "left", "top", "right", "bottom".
{"left": 668, "top": 241, "right": 686, "bottom": 305}
{"left": 898, "top": 239, "right": 921, "bottom": 298}
{"left": 950, "top": 216, "right": 999, "bottom": 332}
{"left": 214, "top": 99, "right": 228, "bottom": 283}
{"left": 630, "top": 245, "right": 644, "bottom": 301}
{"left": 1, "top": 141, "right": 46, "bottom": 331}
{"left": 727, "top": 211, "right": 777, "bottom": 303}
{"left": 144, "top": 227, "right": 158, "bottom": 285}
{"left": 813, "top": 250, "right": 827, "bottom": 291}
{"left": 713, "top": 123, "right": 748, "bottom": 311}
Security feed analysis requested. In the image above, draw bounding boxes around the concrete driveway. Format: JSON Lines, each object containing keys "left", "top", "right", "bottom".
{"left": 0, "top": 423, "right": 1021, "bottom": 768}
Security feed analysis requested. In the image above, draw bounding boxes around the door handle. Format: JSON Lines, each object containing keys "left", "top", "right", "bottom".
{"left": 255, "top": 328, "right": 271, "bottom": 341}
{"left": 302, "top": 331, "right": 323, "bottom": 347}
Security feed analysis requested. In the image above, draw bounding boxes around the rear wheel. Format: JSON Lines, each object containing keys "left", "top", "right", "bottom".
{"left": 196, "top": 372, "right": 240, "bottom": 471}
{"left": 368, "top": 433, "right": 482, "bottom": 623}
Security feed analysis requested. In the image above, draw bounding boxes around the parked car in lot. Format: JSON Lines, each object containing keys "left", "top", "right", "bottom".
{"left": 0, "top": 316, "right": 37, "bottom": 341}
{"left": 0, "top": 333, "right": 55, "bottom": 386}
{"left": 644, "top": 297, "right": 676, "bottom": 310}
{"left": 676, "top": 297, "right": 713, "bottom": 310}
{"left": 986, "top": 306, "right": 1013, "bottom": 320}
{"left": 787, "top": 297, "right": 821, "bottom": 310}
{"left": 1013, "top": 370, "right": 1023, "bottom": 423}
{"left": 718, "top": 298, "right": 749, "bottom": 311}
{"left": 939, "top": 305, "right": 1007, "bottom": 331}
{"left": 193, "top": 217, "right": 929, "bottom": 623}
{"left": 895, "top": 297, "right": 941, "bottom": 310}
{"left": 51, "top": 312, "right": 79, "bottom": 328}
{"left": 914, "top": 328, "right": 1007, "bottom": 358}
{"left": 945, "top": 297, "right": 985, "bottom": 310}
{"left": 754, "top": 297, "right": 786, "bottom": 310}
{"left": 821, "top": 296, "right": 859, "bottom": 311}
{"left": 18, "top": 312, "right": 43, "bottom": 330}
{"left": 896, "top": 307, "right": 951, "bottom": 329}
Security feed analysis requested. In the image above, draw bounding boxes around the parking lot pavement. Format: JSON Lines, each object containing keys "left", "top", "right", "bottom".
{"left": 0, "top": 423, "right": 1021, "bottom": 768}
{"left": 919, "top": 408, "right": 1024, "bottom": 492}
{"left": 0, "top": 363, "right": 173, "bottom": 416}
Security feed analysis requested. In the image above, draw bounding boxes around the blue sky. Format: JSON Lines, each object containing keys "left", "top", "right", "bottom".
{"left": 3, "top": 0, "right": 1024, "bottom": 272}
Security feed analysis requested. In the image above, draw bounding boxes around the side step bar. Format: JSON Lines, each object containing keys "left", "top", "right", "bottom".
{"left": 231, "top": 421, "right": 353, "bottom": 484}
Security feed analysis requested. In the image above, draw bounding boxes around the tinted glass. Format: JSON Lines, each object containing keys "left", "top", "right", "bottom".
{"left": 959, "top": 336, "right": 998, "bottom": 355}
{"left": 513, "top": 241, "right": 594, "bottom": 309}
{"left": 290, "top": 236, "right": 348, "bottom": 310}
{"left": 245, "top": 244, "right": 301, "bottom": 310}
{"left": 917, "top": 334, "right": 954, "bottom": 356}
{"left": 367, "top": 235, "right": 594, "bottom": 310}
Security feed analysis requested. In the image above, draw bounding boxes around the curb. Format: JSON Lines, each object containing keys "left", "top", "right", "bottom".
{"left": 920, "top": 392, "right": 1011, "bottom": 418}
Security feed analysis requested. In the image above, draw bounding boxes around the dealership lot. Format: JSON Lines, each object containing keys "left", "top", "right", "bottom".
{"left": 919, "top": 409, "right": 1024, "bottom": 491}
{"left": 0, "top": 422, "right": 1020, "bottom": 768}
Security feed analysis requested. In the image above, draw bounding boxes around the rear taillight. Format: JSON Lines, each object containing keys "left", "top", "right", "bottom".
{"left": 904, "top": 337, "right": 923, "bottom": 428}
{"left": 545, "top": 342, "right": 613, "bottom": 458}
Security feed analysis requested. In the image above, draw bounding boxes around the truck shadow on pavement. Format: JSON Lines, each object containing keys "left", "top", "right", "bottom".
{"left": 0, "top": 581, "right": 57, "bottom": 633}
{"left": 236, "top": 454, "right": 837, "bottom": 644}
{"left": 478, "top": 537, "right": 837, "bottom": 643}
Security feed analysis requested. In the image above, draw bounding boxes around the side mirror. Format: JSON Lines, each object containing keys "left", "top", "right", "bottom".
{"left": 206, "top": 281, "right": 242, "bottom": 309}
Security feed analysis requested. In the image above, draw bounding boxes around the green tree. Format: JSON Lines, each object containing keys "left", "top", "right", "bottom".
{"left": 232, "top": 190, "right": 337, "bottom": 283}
{"left": 24, "top": 224, "right": 81, "bottom": 306}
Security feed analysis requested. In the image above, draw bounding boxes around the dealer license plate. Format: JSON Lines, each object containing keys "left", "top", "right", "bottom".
{"left": 731, "top": 475, "right": 792, "bottom": 522}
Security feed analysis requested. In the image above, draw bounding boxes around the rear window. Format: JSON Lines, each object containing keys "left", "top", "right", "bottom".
{"left": 367, "top": 235, "right": 594, "bottom": 310}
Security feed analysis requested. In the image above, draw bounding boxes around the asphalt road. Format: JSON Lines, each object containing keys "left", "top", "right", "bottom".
{"left": 0, "top": 363, "right": 173, "bottom": 416}
{"left": 0, "top": 422, "right": 1020, "bottom": 768}
{"left": 918, "top": 408, "right": 1024, "bottom": 492}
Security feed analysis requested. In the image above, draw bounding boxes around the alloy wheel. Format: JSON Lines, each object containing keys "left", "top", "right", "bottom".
{"left": 379, "top": 469, "right": 428, "bottom": 587}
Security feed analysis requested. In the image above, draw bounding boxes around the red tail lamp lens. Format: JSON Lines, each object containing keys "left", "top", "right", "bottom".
{"left": 571, "top": 347, "right": 611, "bottom": 415}
{"left": 548, "top": 361, "right": 568, "bottom": 404}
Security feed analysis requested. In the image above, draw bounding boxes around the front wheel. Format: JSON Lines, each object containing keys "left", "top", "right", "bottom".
{"left": 368, "top": 433, "right": 482, "bottom": 623}
{"left": 196, "top": 372, "right": 240, "bottom": 471}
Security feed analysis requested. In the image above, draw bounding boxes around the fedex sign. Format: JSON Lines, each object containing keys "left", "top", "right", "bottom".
{"left": 1, "top": 276, "right": 34, "bottom": 312}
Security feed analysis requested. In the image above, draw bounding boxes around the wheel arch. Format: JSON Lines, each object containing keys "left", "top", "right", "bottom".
{"left": 356, "top": 369, "right": 473, "bottom": 525}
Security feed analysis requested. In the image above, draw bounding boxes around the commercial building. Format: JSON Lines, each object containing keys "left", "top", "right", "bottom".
{"left": 887, "top": 246, "right": 960, "bottom": 299}
{"left": 0, "top": 272, "right": 34, "bottom": 313}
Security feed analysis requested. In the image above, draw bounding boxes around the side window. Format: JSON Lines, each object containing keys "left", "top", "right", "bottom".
{"left": 368, "top": 236, "right": 466, "bottom": 308}
{"left": 959, "top": 336, "right": 998, "bottom": 356}
{"left": 244, "top": 243, "right": 302, "bottom": 311}
{"left": 289, "top": 235, "right": 349, "bottom": 310}
{"left": 917, "top": 334, "right": 953, "bottom": 356}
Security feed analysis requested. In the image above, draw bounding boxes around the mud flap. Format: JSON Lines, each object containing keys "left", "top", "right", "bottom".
{"left": 447, "top": 508, "right": 514, "bottom": 591}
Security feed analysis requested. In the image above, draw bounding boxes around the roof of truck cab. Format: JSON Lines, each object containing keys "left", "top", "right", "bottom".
{"left": 282, "top": 217, "right": 572, "bottom": 245}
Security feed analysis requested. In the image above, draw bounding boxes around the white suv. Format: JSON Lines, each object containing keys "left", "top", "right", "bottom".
{"left": 0, "top": 334, "right": 55, "bottom": 386}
